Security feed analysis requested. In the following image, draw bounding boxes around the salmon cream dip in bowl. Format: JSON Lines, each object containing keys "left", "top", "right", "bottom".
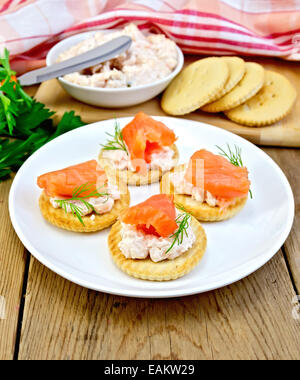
{"left": 46, "top": 24, "right": 184, "bottom": 108}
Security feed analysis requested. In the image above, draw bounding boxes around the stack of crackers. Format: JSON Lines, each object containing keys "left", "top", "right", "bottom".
{"left": 161, "top": 57, "right": 297, "bottom": 127}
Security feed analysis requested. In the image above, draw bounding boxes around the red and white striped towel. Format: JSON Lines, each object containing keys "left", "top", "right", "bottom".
{"left": 1, "top": 0, "right": 300, "bottom": 74}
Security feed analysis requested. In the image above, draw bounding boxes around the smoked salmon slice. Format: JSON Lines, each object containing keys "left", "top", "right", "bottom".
{"left": 121, "top": 194, "right": 178, "bottom": 238}
{"left": 122, "top": 112, "right": 176, "bottom": 170}
{"left": 185, "top": 150, "right": 250, "bottom": 200}
{"left": 37, "top": 160, "right": 107, "bottom": 198}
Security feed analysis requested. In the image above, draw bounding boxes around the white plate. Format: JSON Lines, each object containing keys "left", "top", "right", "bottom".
{"left": 9, "top": 118, "right": 294, "bottom": 298}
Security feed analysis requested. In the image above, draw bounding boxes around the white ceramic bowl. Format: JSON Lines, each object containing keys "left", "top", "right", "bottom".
{"left": 46, "top": 31, "right": 184, "bottom": 108}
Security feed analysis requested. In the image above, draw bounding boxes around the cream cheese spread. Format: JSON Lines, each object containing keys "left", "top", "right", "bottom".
{"left": 50, "top": 183, "right": 120, "bottom": 216}
{"left": 102, "top": 146, "right": 175, "bottom": 173}
{"left": 170, "top": 169, "right": 218, "bottom": 207}
{"left": 58, "top": 24, "right": 178, "bottom": 89}
{"left": 119, "top": 212, "right": 196, "bottom": 263}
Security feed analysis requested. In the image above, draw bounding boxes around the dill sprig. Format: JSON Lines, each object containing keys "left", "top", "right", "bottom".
{"left": 216, "top": 144, "right": 253, "bottom": 199}
{"left": 216, "top": 144, "right": 244, "bottom": 167}
{"left": 55, "top": 182, "right": 109, "bottom": 226}
{"left": 101, "top": 120, "right": 128, "bottom": 154}
{"left": 166, "top": 208, "right": 191, "bottom": 254}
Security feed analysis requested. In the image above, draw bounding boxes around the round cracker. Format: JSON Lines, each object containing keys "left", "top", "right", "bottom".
{"left": 202, "top": 62, "right": 265, "bottom": 113}
{"left": 160, "top": 165, "right": 248, "bottom": 222}
{"left": 98, "top": 145, "right": 179, "bottom": 186}
{"left": 39, "top": 189, "right": 130, "bottom": 233}
{"left": 225, "top": 70, "right": 297, "bottom": 127}
{"left": 108, "top": 218, "right": 207, "bottom": 281}
{"left": 203, "top": 57, "right": 246, "bottom": 106}
{"left": 161, "top": 57, "right": 229, "bottom": 116}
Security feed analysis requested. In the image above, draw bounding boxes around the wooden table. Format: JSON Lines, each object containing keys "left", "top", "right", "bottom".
{"left": 0, "top": 88, "right": 299, "bottom": 360}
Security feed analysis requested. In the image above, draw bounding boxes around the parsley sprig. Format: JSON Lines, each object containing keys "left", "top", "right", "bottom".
{"left": 55, "top": 183, "right": 109, "bottom": 226}
{"left": 0, "top": 48, "right": 35, "bottom": 135}
{"left": 216, "top": 144, "right": 253, "bottom": 199}
{"left": 101, "top": 120, "right": 128, "bottom": 154}
{"left": 166, "top": 207, "right": 192, "bottom": 254}
{"left": 0, "top": 49, "right": 86, "bottom": 181}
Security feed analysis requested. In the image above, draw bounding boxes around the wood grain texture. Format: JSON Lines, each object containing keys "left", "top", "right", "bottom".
{"left": 0, "top": 85, "right": 39, "bottom": 360}
{"left": 18, "top": 251, "right": 300, "bottom": 360}
{"left": 0, "top": 179, "right": 27, "bottom": 360}
{"left": 263, "top": 148, "right": 300, "bottom": 292}
{"left": 34, "top": 57, "right": 300, "bottom": 147}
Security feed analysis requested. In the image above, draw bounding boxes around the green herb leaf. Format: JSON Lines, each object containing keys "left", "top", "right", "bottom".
{"left": 216, "top": 144, "right": 253, "bottom": 199}
{"left": 0, "top": 132, "right": 45, "bottom": 179}
{"left": 0, "top": 49, "right": 35, "bottom": 136}
{"left": 49, "top": 111, "right": 85, "bottom": 141}
{"left": 14, "top": 101, "right": 55, "bottom": 138}
{"left": 55, "top": 182, "right": 109, "bottom": 226}
{"left": 166, "top": 209, "right": 191, "bottom": 254}
{"left": 0, "top": 49, "right": 86, "bottom": 182}
{"left": 0, "top": 49, "right": 12, "bottom": 73}
{"left": 216, "top": 144, "right": 244, "bottom": 167}
{"left": 101, "top": 120, "right": 128, "bottom": 154}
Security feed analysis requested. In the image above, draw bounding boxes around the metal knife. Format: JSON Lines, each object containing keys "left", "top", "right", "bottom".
{"left": 18, "top": 36, "right": 132, "bottom": 86}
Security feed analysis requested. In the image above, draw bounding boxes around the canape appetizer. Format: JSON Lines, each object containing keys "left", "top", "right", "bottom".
{"left": 98, "top": 112, "right": 179, "bottom": 186}
{"left": 160, "top": 147, "right": 251, "bottom": 222}
{"left": 37, "top": 160, "right": 130, "bottom": 232}
{"left": 108, "top": 194, "right": 207, "bottom": 281}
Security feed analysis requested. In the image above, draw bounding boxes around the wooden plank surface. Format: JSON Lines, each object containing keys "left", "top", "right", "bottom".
{"left": 0, "top": 179, "right": 27, "bottom": 360}
{"left": 17, "top": 251, "right": 300, "bottom": 360}
{"left": 34, "top": 57, "right": 300, "bottom": 147}
{"left": 0, "top": 86, "right": 38, "bottom": 360}
{"left": 265, "top": 148, "right": 300, "bottom": 292}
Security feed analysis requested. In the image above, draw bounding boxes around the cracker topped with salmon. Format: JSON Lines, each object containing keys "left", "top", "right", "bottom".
{"left": 108, "top": 194, "right": 207, "bottom": 281}
{"left": 37, "top": 160, "right": 130, "bottom": 232}
{"left": 161, "top": 147, "right": 251, "bottom": 222}
{"left": 99, "top": 112, "right": 179, "bottom": 186}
